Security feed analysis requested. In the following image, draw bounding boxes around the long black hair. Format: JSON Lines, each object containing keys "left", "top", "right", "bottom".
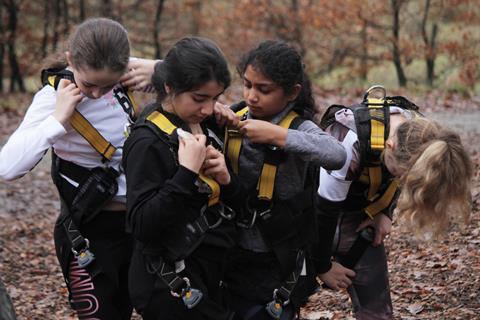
{"left": 237, "top": 40, "right": 315, "bottom": 119}
{"left": 152, "top": 37, "right": 231, "bottom": 101}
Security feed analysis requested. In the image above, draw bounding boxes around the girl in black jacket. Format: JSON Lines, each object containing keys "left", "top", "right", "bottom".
{"left": 122, "top": 37, "right": 239, "bottom": 320}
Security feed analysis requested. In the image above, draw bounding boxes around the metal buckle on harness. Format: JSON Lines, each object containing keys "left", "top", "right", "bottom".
{"left": 71, "top": 238, "right": 95, "bottom": 268}
{"left": 364, "top": 85, "right": 386, "bottom": 101}
{"left": 227, "top": 128, "right": 241, "bottom": 136}
{"left": 202, "top": 204, "right": 223, "bottom": 229}
{"left": 170, "top": 277, "right": 203, "bottom": 309}
{"left": 237, "top": 199, "right": 273, "bottom": 228}
{"left": 218, "top": 203, "right": 236, "bottom": 220}
{"left": 265, "top": 289, "right": 290, "bottom": 319}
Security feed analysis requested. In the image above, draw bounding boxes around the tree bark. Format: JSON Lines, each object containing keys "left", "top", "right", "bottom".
{"left": 291, "top": 0, "right": 306, "bottom": 57}
{"left": 189, "top": 0, "right": 202, "bottom": 35}
{"left": 0, "top": 1, "right": 5, "bottom": 92}
{"left": 360, "top": 17, "right": 368, "bottom": 81}
{"left": 102, "top": 0, "right": 113, "bottom": 18}
{"left": 421, "top": 0, "right": 438, "bottom": 87}
{"left": 153, "top": 0, "right": 165, "bottom": 59}
{"left": 79, "top": 0, "right": 85, "bottom": 21}
{"left": 391, "top": 0, "right": 407, "bottom": 87}
{"left": 6, "top": 0, "right": 25, "bottom": 92}
{"left": 41, "top": 0, "right": 50, "bottom": 58}
{"left": 51, "top": 0, "right": 61, "bottom": 51}
{"left": 62, "top": 0, "right": 69, "bottom": 36}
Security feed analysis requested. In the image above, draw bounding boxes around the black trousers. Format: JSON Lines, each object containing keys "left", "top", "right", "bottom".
{"left": 132, "top": 245, "right": 233, "bottom": 320}
{"left": 333, "top": 212, "right": 393, "bottom": 320}
{"left": 54, "top": 208, "right": 133, "bottom": 320}
{"left": 224, "top": 247, "right": 300, "bottom": 320}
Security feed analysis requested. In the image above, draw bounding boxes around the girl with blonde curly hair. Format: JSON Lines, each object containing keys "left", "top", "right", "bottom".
{"left": 315, "top": 97, "right": 472, "bottom": 320}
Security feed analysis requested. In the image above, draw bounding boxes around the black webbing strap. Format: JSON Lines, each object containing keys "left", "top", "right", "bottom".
{"left": 146, "top": 256, "right": 203, "bottom": 309}
{"left": 62, "top": 217, "right": 95, "bottom": 268}
{"left": 265, "top": 249, "right": 306, "bottom": 319}
{"left": 338, "top": 227, "right": 374, "bottom": 269}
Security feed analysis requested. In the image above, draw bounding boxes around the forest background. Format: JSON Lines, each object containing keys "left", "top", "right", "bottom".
{"left": 0, "top": 0, "right": 479, "bottom": 319}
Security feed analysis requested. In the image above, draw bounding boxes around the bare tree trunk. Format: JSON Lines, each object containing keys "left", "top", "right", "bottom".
{"left": 102, "top": 0, "right": 113, "bottom": 18}
{"left": 391, "top": 0, "right": 407, "bottom": 87}
{"left": 62, "top": 0, "right": 69, "bottom": 36}
{"left": 0, "top": 1, "right": 5, "bottom": 92}
{"left": 190, "top": 0, "right": 202, "bottom": 35}
{"left": 0, "top": 277, "right": 17, "bottom": 320}
{"left": 51, "top": 0, "right": 61, "bottom": 51}
{"left": 360, "top": 17, "right": 368, "bottom": 81}
{"left": 79, "top": 0, "right": 85, "bottom": 21}
{"left": 6, "top": 0, "right": 25, "bottom": 92}
{"left": 41, "top": 0, "right": 50, "bottom": 58}
{"left": 291, "top": 0, "right": 306, "bottom": 57}
{"left": 153, "top": 0, "right": 165, "bottom": 59}
{"left": 421, "top": 0, "right": 438, "bottom": 87}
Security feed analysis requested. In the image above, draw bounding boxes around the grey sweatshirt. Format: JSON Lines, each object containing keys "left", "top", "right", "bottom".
{"left": 237, "top": 103, "right": 347, "bottom": 252}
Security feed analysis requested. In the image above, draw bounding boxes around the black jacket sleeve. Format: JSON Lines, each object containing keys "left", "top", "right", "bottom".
{"left": 122, "top": 127, "right": 200, "bottom": 243}
{"left": 312, "top": 194, "right": 344, "bottom": 274}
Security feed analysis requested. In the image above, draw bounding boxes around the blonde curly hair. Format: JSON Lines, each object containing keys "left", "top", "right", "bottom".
{"left": 385, "top": 117, "right": 473, "bottom": 239}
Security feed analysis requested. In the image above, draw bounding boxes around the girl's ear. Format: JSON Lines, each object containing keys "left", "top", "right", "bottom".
{"left": 65, "top": 51, "right": 72, "bottom": 66}
{"left": 385, "top": 138, "right": 395, "bottom": 150}
{"left": 287, "top": 84, "right": 302, "bottom": 102}
{"left": 164, "top": 83, "right": 171, "bottom": 94}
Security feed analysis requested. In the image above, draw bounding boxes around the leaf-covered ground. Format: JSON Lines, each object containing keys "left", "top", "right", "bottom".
{"left": 0, "top": 91, "right": 479, "bottom": 319}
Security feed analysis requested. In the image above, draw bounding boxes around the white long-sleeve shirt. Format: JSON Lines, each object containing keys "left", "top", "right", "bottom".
{"left": 0, "top": 84, "right": 133, "bottom": 202}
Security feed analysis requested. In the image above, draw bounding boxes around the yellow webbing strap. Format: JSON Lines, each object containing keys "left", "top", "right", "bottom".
{"left": 367, "top": 166, "right": 382, "bottom": 200}
{"left": 365, "top": 97, "right": 386, "bottom": 199}
{"left": 147, "top": 111, "right": 177, "bottom": 134}
{"left": 367, "top": 97, "right": 386, "bottom": 152}
{"left": 70, "top": 111, "right": 117, "bottom": 161}
{"left": 126, "top": 90, "right": 140, "bottom": 117}
{"left": 147, "top": 111, "right": 220, "bottom": 206}
{"left": 364, "top": 179, "right": 399, "bottom": 219}
{"left": 47, "top": 75, "right": 116, "bottom": 161}
{"left": 198, "top": 173, "right": 221, "bottom": 206}
{"left": 256, "top": 110, "right": 299, "bottom": 201}
{"left": 224, "top": 107, "right": 249, "bottom": 174}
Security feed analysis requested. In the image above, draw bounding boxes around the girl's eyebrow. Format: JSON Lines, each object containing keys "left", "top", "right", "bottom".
{"left": 193, "top": 90, "right": 225, "bottom": 99}
{"left": 243, "top": 75, "right": 275, "bottom": 87}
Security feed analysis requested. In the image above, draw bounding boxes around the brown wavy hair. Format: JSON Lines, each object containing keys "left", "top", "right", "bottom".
{"left": 386, "top": 117, "right": 473, "bottom": 239}
{"left": 43, "top": 17, "right": 130, "bottom": 72}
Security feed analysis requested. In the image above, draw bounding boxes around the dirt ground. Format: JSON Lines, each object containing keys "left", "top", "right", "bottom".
{"left": 0, "top": 93, "right": 479, "bottom": 319}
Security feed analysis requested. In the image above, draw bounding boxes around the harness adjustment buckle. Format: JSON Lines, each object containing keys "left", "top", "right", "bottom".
{"left": 170, "top": 277, "right": 203, "bottom": 309}
{"left": 266, "top": 289, "right": 289, "bottom": 319}
{"left": 71, "top": 238, "right": 95, "bottom": 268}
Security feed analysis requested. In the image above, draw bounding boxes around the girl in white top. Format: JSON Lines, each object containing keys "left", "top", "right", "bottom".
{"left": 0, "top": 18, "right": 152, "bottom": 319}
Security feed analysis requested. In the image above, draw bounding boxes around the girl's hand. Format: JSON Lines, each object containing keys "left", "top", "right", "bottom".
{"left": 318, "top": 261, "right": 356, "bottom": 291}
{"left": 52, "top": 79, "right": 82, "bottom": 126}
{"left": 238, "top": 119, "right": 288, "bottom": 147}
{"left": 356, "top": 213, "right": 392, "bottom": 247}
{"left": 213, "top": 102, "right": 239, "bottom": 127}
{"left": 178, "top": 134, "right": 207, "bottom": 173}
{"left": 202, "top": 145, "right": 231, "bottom": 185}
{"left": 120, "top": 58, "right": 158, "bottom": 92}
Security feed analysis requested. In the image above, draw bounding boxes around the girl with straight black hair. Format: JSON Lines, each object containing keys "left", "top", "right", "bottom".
{"left": 123, "top": 36, "right": 239, "bottom": 320}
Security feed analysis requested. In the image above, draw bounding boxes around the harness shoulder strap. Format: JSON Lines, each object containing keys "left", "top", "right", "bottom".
{"left": 257, "top": 110, "right": 299, "bottom": 201}
{"left": 146, "top": 110, "right": 221, "bottom": 206}
{"left": 224, "top": 106, "right": 249, "bottom": 174}
{"left": 43, "top": 70, "right": 118, "bottom": 162}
